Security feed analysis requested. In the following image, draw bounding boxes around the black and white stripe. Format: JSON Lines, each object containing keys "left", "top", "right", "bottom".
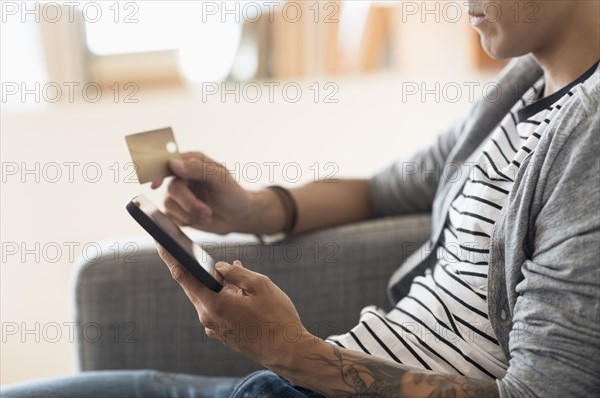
{"left": 327, "top": 76, "right": 583, "bottom": 380}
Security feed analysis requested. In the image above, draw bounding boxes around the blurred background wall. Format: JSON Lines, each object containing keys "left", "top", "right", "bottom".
{"left": 1, "top": 0, "right": 505, "bottom": 385}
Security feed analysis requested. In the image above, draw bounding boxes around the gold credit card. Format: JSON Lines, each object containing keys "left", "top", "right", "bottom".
{"left": 125, "top": 127, "right": 181, "bottom": 184}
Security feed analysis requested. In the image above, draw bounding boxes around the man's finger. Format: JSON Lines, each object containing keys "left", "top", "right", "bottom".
{"left": 167, "top": 179, "right": 212, "bottom": 219}
{"left": 150, "top": 179, "right": 163, "bottom": 189}
{"left": 205, "top": 327, "right": 219, "bottom": 340}
{"left": 215, "top": 260, "right": 261, "bottom": 293}
{"left": 168, "top": 155, "right": 212, "bottom": 179}
{"left": 156, "top": 244, "right": 212, "bottom": 302}
{"left": 164, "top": 197, "right": 192, "bottom": 226}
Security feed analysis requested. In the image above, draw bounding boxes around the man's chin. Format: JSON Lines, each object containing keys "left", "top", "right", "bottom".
{"left": 478, "top": 37, "right": 516, "bottom": 60}
{"left": 485, "top": 35, "right": 553, "bottom": 62}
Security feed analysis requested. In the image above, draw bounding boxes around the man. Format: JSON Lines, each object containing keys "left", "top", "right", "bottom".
{"left": 3, "top": 0, "right": 599, "bottom": 396}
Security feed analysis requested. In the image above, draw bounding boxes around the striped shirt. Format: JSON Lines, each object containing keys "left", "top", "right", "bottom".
{"left": 327, "top": 74, "right": 591, "bottom": 379}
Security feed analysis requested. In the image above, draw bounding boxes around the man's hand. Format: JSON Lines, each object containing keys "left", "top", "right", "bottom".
{"left": 157, "top": 245, "right": 312, "bottom": 369}
{"left": 157, "top": 245, "right": 499, "bottom": 397}
{"left": 151, "top": 151, "right": 372, "bottom": 237}
{"left": 151, "top": 152, "right": 254, "bottom": 235}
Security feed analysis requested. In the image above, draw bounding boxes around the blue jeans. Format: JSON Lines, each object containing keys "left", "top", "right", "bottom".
{"left": 0, "top": 370, "right": 324, "bottom": 398}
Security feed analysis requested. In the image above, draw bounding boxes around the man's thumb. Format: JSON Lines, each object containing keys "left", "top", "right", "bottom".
{"left": 170, "top": 156, "right": 222, "bottom": 182}
{"left": 169, "top": 158, "right": 192, "bottom": 178}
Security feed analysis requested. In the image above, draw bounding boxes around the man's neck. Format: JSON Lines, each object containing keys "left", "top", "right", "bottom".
{"left": 533, "top": 4, "right": 600, "bottom": 96}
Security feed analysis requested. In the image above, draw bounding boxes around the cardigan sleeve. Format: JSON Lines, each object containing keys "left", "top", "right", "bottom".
{"left": 497, "top": 103, "right": 600, "bottom": 397}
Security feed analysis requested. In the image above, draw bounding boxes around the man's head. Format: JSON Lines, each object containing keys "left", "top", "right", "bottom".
{"left": 466, "top": 0, "right": 597, "bottom": 59}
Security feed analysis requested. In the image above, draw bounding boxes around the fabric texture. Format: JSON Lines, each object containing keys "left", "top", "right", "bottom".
{"left": 0, "top": 370, "right": 325, "bottom": 398}
{"left": 331, "top": 64, "right": 598, "bottom": 383}
{"left": 326, "top": 74, "right": 569, "bottom": 380}
{"left": 230, "top": 371, "right": 324, "bottom": 398}
{"left": 369, "top": 56, "right": 600, "bottom": 397}
{"left": 74, "top": 215, "right": 431, "bottom": 377}
{"left": 0, "top": 370, "right": 240, "bottom": 398}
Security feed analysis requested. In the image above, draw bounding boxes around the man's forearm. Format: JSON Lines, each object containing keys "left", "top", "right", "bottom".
{"left": 273, "top": 337, "right": 499, "bottom": 398}
{"left": 249, "top": 179, "right": 371, "bottom": 235}
{"left": 292, "top": 180, "right": 371, "bottom": 235}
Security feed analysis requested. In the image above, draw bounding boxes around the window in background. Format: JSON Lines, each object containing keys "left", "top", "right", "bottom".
{"left": 13, "top": 0, "right": 401, "bottom": 90}
{"left": 82, "top": 1, "right": 245, "bottom": 84}
{"left": 81, "top": 0, "right": 394, "bottom": 84}
{"left": 1, "top": 15, "right": 48, "bottom": 108}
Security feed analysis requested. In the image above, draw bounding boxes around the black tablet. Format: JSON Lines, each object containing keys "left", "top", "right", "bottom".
{"left": 126, "top": 194, "right": 223, "bottom": 293}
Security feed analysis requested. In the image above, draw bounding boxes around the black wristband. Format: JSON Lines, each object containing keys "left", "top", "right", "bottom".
{"left": 256, "top": 185, "right": 298, "bottom": 245}
{"left": 267, "top": 185, "right": 298, "bottom": 235}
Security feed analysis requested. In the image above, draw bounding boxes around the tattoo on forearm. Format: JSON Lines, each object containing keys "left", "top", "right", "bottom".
{"left": 306, "top": 345, "right": 498, "bottom": 398}
{"left": 307, "top": 346, "right": 404, "bottom": 396}
{"left": 409, "top": 371, "right": 498, "bottom": 398}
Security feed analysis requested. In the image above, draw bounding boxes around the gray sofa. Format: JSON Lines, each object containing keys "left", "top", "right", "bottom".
{"left": 73, "top": 215, "right": 431, "bottom": 377}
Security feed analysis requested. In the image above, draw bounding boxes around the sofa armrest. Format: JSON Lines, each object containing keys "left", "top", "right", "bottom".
{"left": 74, "top": 215, "right": 431, "bottom": 377}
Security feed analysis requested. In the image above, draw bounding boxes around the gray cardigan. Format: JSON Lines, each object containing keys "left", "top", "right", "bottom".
{"left": 369, "top": 55, "right": 600, "bottom": 397}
